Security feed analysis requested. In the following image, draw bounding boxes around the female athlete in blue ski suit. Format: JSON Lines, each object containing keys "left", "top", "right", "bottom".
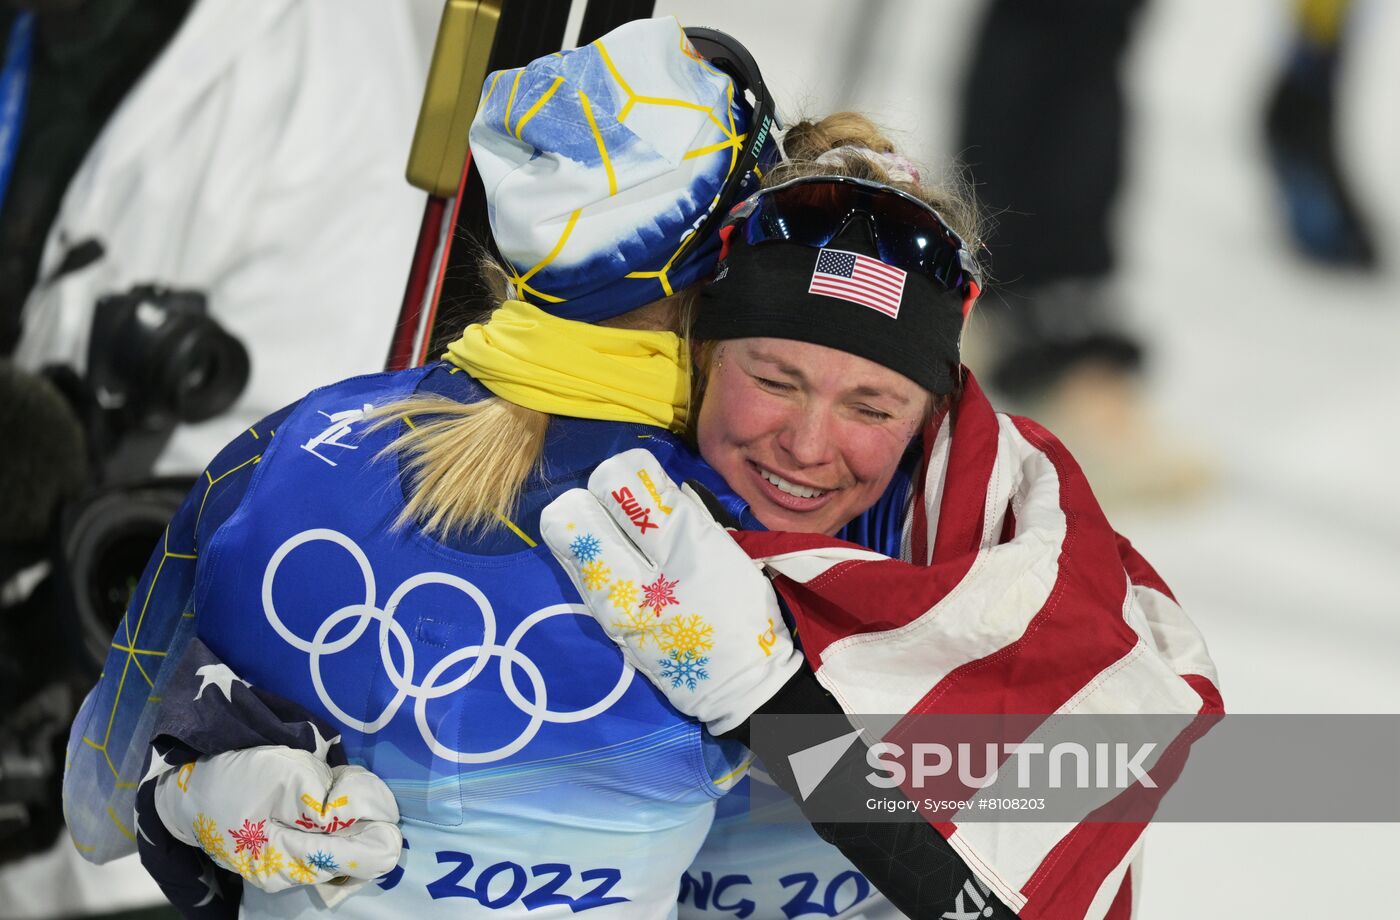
{"left": 132, "top": 360, "right": 785, "bottom": 919}
{"left": 64, "top": 20, "right": 983, "bottom": 920}
{"left": 62, "top": 18, "right": 897, "bottom": 920}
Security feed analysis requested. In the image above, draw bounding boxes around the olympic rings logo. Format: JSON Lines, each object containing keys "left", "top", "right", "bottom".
{"left": 261, "top": 528, "right": 634, "bottom": 763}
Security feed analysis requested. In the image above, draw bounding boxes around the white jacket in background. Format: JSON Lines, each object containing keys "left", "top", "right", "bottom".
{"left": 14, "top": 0, "right": 439, "bottom": 475}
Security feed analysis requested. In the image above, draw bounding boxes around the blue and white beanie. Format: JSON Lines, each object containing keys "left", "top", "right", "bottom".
{"left": 469, "top": 17, "right": 772, "bottom": 322}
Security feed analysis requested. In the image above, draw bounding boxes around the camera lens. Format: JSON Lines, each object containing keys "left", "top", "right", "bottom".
{"left": 152, "top": 315, "right": 250, "bottom": 424}
{"left": 178, "top": 347, "right": 213, "bottom": 393}
{"left": 59, "top": 485, "right": 188, "bottom": 675}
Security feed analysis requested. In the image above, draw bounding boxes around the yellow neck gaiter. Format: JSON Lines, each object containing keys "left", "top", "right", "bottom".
{"left": 444, "top": 299, "right": 691, "bottom": 432}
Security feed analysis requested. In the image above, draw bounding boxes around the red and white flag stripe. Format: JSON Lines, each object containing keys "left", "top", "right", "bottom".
{"left": 734, "top": 371, "right": 1222, "bottom": 920}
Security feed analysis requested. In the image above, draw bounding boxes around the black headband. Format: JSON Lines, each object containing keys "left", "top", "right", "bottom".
{"left": 694, "top": 224, "right": 965, "bottom": 394}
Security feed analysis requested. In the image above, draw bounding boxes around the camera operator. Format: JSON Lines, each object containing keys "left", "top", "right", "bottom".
{"left": 0, "top": 282, "right": 248, "bottom": 868}
{"left": 0, "top": 359, "right": 88, "bottom": 865}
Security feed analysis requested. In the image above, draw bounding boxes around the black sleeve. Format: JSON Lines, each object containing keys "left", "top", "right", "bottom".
{"left": 722, "top": 668, "right": 1019, "bottom": 919}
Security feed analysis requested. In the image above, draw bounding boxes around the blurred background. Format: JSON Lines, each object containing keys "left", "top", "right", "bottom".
{"left": 1, "top": 0, "right": 1396, "bottom": 917}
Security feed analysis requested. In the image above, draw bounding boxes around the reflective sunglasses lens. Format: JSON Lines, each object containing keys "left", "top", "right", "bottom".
{"left": 742, "top": 188, "right": 848, "bottom": 247}
{"left": 866, "top": 192, "right": 972, "bottom": 290}
{"left": 738, "top": 180, "right": 973, "bottom": 292}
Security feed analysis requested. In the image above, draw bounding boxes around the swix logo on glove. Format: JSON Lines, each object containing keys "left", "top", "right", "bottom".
{"left": 610, "top": 487, "right": 658, "bottom": 534}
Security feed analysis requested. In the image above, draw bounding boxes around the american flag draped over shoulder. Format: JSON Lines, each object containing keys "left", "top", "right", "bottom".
{"left": 732, "top": 371, "right": 1224, "bottom": 920}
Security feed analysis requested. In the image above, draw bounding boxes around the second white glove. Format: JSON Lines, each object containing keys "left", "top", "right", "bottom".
{"left": 153, "top": 745, "right": 401, "bottom": 894}
{"left": 541, "top": 449, "right": 801, "bottom": 735}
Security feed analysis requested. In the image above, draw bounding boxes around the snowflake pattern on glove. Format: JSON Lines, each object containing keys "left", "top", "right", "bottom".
{"left": 307, "top": 850, "right": 340, "bottom": 873}
{"left": 640, "top": 574, "right": 680, "bottom": 615}
{"left": 288, "top": 857, "right": 317, "bottom": 884}
{"left": 570, "top": 533, "right": 602, "bottom": 562}
{"left": 659, "top": 649, "right": 710, "bottom": 690}
{"left": 258, "top": 844, "right": 286, "bottom": 878}
{"left": 660, "top": 614, "right": 715, "bottom": 656}
{"left": 581, "top": 560, "right": 611, "bottom": 590}
{"left": 611, "top": 606, "right": 665, "bottom": 650}
{"left": 608, "top": 579, "right": 638, "bottom": 611}
{"left": 228, "top": 818, "right": 268, "bottom": 860}
{"left": 193, "top": 813, "right": 228, "bottom": 862}
{"left": 231, "top": 852, "right": 257, "bottom": 879}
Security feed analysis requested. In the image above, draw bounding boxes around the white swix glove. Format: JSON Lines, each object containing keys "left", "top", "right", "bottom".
{"left": 541, "top": 448, "right": 802, "bottom": 735}
{"left": 153, "top": 745, "right": 402, "bottom": 895}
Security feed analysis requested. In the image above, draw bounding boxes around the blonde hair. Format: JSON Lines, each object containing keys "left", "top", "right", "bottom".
{"left": 373, "top": 253, "right": 697, "bottom": 539}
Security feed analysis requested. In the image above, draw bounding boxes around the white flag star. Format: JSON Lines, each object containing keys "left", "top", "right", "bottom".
{"left": 193, "top": 663, "right": 250, "bottom": 702}
{"left": 194, "top": 862, "right": 223, "bottom": 907}
{"left": 135, "top": 812, "right": 156, "bottom": 848}
{"left": 307, "top": 722, "right": 341, "bottom": 761}
{"left": 140, "top": 746, "right": 176, "bottom": 786}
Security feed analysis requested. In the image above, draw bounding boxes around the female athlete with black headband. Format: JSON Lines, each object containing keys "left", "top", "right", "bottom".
{"left": 541, "top": 116, "right": 1014, "bottom": 920}
{"left": 544, "top": 113, "right": 1217, "bottom": 920}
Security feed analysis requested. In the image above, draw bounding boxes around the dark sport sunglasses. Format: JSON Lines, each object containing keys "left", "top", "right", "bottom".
{"left": 720, "top": 175, "right": 983, "bottom": 316}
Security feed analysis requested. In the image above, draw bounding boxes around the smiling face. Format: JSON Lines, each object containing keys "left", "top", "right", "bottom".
{"left": 695, "top": 337, "right": 933, "bottom": 536}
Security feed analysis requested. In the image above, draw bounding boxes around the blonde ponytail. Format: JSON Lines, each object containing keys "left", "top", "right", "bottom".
{"left": 376, "top": 394, "right": 550, "bottom": 538}
{"left": 363, "top": 253, "right": 546, "bottom": 540}
{"left": 372, "top": 252, "right": 694, "bottom": 540}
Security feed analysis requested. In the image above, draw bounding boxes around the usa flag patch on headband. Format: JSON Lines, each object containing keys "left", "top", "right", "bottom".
{"left": 808, "top": 248, "right": 907, "bottom": 318}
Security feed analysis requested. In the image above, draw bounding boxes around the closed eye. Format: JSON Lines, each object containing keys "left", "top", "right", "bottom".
{"left": 856, "top": 406, "right": 893, "bottom": 422}
{"left": 752, "top": 375, "right": 796, "bottom": 393}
